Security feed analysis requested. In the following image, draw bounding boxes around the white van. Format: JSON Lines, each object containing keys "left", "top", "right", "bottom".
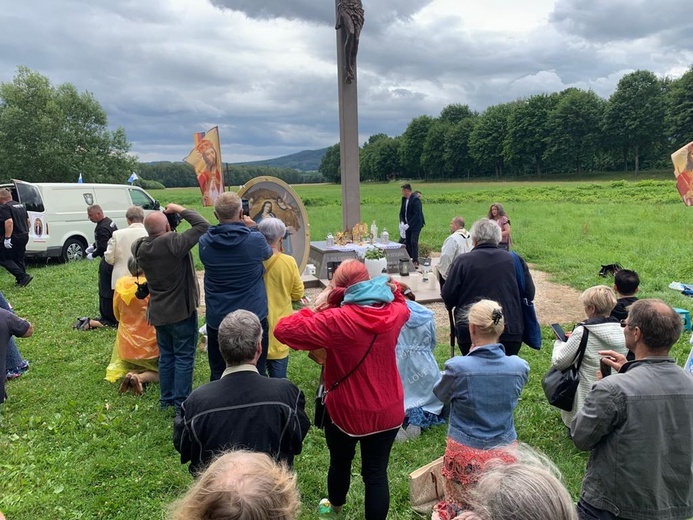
{"left": 3, "top": 180, "right": 160, "bottom": 262}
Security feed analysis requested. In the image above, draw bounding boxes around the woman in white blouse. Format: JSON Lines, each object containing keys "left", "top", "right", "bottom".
{"left": 551, "top": 285, "right": 627, "bottom": 431}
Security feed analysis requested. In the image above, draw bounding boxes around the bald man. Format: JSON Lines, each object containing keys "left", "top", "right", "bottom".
{"left": 132, "top": 204, "right": 209, "bottom": 411}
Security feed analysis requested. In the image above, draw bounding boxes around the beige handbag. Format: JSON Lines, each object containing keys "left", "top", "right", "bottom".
{"left": 408, "top": 456, "right": 445, "bottom": 515}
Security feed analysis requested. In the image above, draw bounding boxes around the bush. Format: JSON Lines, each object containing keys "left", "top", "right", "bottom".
{"left": 135, "top": 179, "right": 166, "bottom": 190}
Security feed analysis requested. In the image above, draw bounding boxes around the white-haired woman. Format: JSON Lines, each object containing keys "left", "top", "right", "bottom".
{"left": 257, "top": 218, "right": 304, "bottom": 379}
{"left": 441, "top": 219, "right": 534, "bottom": 356}
{"left": 456, "top": 445, "right": 578, "bottom": 520}
{"left": 432, "top": 300, "right": 529, "bottom": 520}
{"left": 551, "top": 285, "right": 626, "bottom": 430}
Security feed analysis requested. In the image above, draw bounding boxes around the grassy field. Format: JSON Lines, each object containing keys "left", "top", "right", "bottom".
{"left": 1, "top": 178, "right": 692, "bottom": 519}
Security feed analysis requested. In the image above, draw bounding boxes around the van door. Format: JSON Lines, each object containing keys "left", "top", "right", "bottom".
{"left": 14, "top": 180, "right": 48, "bottom": 255}
{"left": 15, "top": 181, "right": 45, "bottom": 212}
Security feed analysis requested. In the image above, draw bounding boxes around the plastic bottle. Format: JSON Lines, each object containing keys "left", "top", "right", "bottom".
{"left": 381, "top": 228, "right": 389, "bottom": 244}
{"left": 326, "top": 233, "right": 334, "bottom": 248}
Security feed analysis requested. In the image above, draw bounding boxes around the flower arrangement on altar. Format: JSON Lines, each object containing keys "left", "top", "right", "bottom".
{"left": 333, "top": 222, "right": 372, "bottom": 246}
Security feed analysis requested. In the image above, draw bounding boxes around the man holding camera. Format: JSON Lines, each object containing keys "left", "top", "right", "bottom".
{"left": 199, "top": 192, "right": 272, "bottom": 380}
{"left": 572, "top": 299, "right": 693, "bottom": 520}
{"left": 132, "top": 203, "right": 209, "bottom": 411}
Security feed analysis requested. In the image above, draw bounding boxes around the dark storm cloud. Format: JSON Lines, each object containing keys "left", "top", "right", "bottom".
{"left": 2, "top": 0, "right": 691, "bottom": 163}
{"left": 550, "top": 0, "right": 691, "bottom": 42}
{"left": 209, "top": 0, "right": 434, "bottom": 31}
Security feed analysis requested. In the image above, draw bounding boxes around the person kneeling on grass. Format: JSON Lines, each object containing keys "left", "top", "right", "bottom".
{"left": 104, "top": 257, "right": 159, "bottom": 395}
{"left": 432, "top": 299, "right": 529, "bottom": 520}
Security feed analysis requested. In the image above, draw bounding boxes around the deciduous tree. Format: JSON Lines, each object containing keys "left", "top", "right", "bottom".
{"left": 469, "top": 103, "right": 515, "bottom": 178}
{"left": 318, "top": 143, "right": 341, "bottom": 183}
{"left": 0, "top": 66, "right": 137, "bottom": 183}
{"left": 399, "top": 115, "right": 434, "bottom": 177}
{"left": 602, "top": 70, "right": 666, "bottom": 175}
{"left": 544, "top": 89, "right": 605, "bottom": 175}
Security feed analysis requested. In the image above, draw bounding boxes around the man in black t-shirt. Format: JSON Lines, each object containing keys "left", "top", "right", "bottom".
{"left": 87, "top": 204, "right": 118, "bottom": 325}
{"left": 0, "top": 188, "right": 31, "bottom": 287}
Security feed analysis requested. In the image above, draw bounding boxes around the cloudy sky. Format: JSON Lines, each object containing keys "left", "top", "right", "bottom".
{"left": 1, "top": 0, "right": 691, "bottom": 163}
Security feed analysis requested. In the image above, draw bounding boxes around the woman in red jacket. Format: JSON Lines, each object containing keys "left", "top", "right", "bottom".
{"left": 275, "top": 260, "right": 410, "bottom": 520}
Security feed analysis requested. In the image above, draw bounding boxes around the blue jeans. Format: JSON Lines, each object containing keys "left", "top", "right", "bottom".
{"left": 6, "top": 338, "right": 23, "bottom": 371}
{"left": 155, "top": 312, "right": 198, "bottom": 409}
{"left": 266, "top": 356, "right": 289, "bottom": 379}
{"left": 0, "top": 291, "right": 25, "bottom": 371}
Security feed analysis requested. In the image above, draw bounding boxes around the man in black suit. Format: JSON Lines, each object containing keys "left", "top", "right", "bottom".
{"left": 399, "top": 183, "right": 425, "bottom": 266}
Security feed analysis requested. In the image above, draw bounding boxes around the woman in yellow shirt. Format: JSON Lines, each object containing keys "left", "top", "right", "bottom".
{"left": 258, "top": 218, "right": 304, "bottom": 378}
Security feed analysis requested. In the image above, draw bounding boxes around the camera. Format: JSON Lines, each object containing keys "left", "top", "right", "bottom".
{"left": 242, "top": 198, "right": 250, "bottom": 217}
{"left": 135, "top": 280, "right": 150, "bottom": 300}
{"left": 166, "top": 211, "right": 182, "bottom": 231}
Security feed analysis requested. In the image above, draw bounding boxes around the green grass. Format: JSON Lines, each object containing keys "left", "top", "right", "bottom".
{"left": 1, "top": 178, "right": 692, "bottom": 518}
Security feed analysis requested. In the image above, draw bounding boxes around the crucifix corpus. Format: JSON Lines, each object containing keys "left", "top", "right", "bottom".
{"left": 335, "top": 0, "right": 364, "bottom": 229}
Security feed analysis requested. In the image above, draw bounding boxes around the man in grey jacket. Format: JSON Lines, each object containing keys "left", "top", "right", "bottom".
{"left": 132, "top": 204, "right": 209, "bottom": 411}
{"left": 572, "top": 299, "right": 693, "bottom": 520}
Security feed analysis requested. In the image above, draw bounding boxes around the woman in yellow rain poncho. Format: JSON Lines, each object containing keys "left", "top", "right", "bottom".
{"left": 105, "top": 257, "right": 159, "bottom": 394}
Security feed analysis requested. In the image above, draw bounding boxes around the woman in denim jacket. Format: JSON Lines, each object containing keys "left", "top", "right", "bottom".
{"left": 432, "top": 300, "right": 529, "bottom": 520}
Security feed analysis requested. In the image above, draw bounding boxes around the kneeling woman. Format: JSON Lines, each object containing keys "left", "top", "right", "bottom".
{"left": 432, "top": 300, "right": 529, "bottom": 520}
{"left": 275, "top": 260, "right": 410, "bottom": 520}
{"left": 105, "top": 257, "right": 159, "bottom": 394}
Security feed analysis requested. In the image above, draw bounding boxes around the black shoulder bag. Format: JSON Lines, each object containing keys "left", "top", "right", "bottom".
{"left": 541, "top": 326, "right": 590, "bottom": 411}
{"left": 314, "top": 334, "right": 377, "bottom": 429}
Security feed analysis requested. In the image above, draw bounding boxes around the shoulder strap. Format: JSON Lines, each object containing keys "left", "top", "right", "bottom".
{"left": 573, "top": 326, "right": 590, "bottom": 370}
{"left": 264, "top": 254, "right": 281, "bottom": 274}
{"left": 325, "top": 334, "right": 378, "bottom": 396}
{"left": 510, "top": 251, "right": 527, "bottom": 297}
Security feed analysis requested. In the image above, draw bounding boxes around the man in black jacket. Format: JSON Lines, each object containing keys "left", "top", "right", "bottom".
{"left": 86, "top": 205, "right": 118, "bottom": 325}
{"left": 399, "top": 183, "right": 425, "bottom": 267}
{"left": 174, "top": 309, "right": 310, "bottom": 475}
{"left": 0, "top": 188, "right": 31, "bottom": 286}
{"left": 442, "top": 218, "right": 534, "bottom": 356}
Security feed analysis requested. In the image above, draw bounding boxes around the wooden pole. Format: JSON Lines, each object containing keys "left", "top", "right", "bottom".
{"left": 335, "top": 0, "right": 362, "bottom": 230}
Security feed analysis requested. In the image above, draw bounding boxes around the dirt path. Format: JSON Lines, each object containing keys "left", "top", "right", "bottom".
{"left": 198, "top": 267, "right": 586, "bottom": 330}
{"left": 410, "top": 267, "right": 585, "bottom": 334}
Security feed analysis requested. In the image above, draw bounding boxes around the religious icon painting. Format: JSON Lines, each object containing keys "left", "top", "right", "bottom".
{"left": 238, "top": 176, "right": 311, "bottom": 273}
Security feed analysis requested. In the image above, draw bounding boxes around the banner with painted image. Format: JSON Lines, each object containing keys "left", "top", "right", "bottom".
{"left": 184, "top": 126, "right": 225, "bottom": 206}
{"left": 671, "top": 140, "right": 693, "bottom": 206}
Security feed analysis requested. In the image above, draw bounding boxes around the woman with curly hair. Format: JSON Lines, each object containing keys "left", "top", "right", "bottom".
{"left": 487, "top": 203, "right": 511, "bottom": 250}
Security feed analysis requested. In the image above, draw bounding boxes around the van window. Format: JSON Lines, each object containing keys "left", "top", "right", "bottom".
{"left": 129, "top": 188, "right": 157, "bottom": 210}
{"left": 16, "top": 183, "right": 45, "bottom": 212}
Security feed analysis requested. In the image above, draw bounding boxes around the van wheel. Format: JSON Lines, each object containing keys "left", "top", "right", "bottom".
{"left": 62, "top": 238, "right": 87, "bottom": 263}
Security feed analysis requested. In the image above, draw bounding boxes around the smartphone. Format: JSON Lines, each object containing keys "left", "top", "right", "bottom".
{"left": 600, "top": 358, "right": 612, "bottom": 377}
{"left": 551, "top": 323, "right": 568, "bottom": 342}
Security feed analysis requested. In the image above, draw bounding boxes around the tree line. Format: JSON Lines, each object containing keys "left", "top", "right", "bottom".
{"left": 0, "top": 67, "right": 324, "bottom": 187}
{"left": 320, "top": 68, "right": 693, "bottom": 182}
{"left": 137, "top": 162, "right": 324, "bottom": 188}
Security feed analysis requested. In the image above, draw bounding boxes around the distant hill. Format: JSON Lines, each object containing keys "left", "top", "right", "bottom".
{"left": 233, "top": 148, "right": 328, "bottom": 172}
